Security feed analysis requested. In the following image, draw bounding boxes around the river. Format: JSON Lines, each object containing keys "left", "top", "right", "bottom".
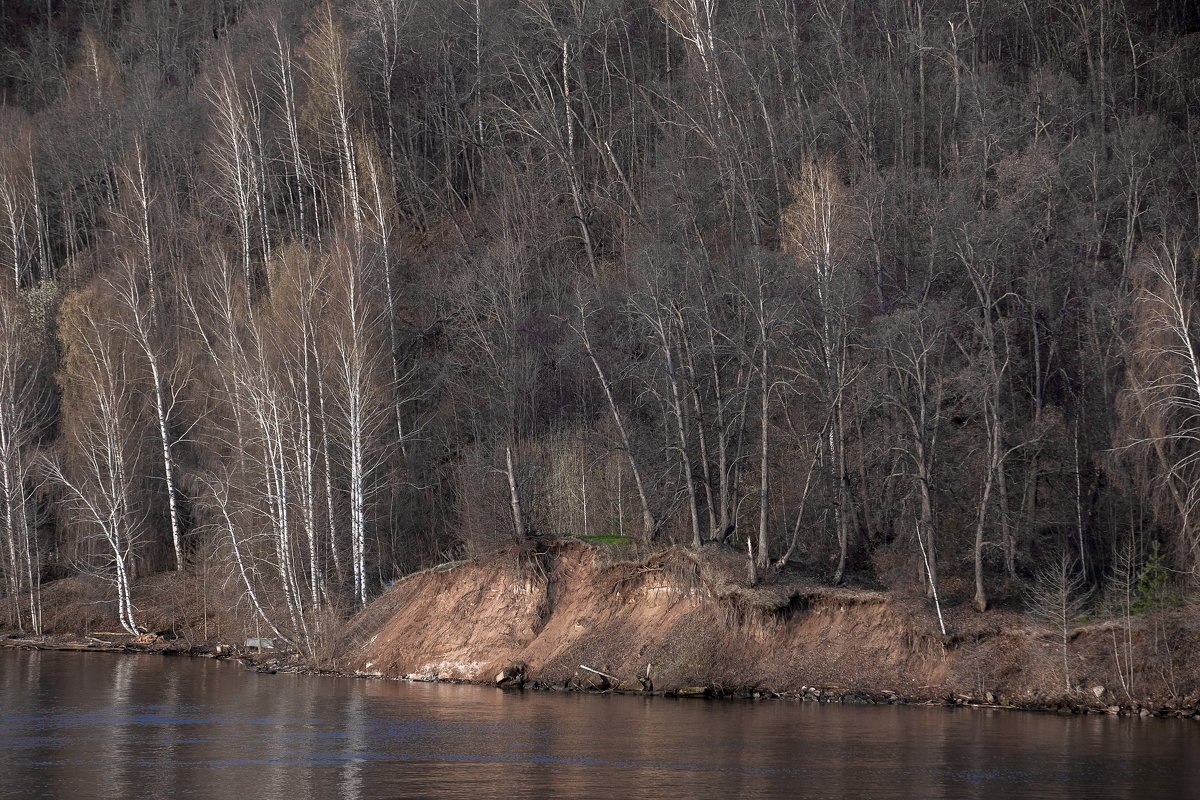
{"left": 1, "top": 649, "right": 1196, "bottom": 799}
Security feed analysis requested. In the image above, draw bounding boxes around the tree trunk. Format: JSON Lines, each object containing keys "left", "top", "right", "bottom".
{"left": 506, "top": 444, "right": 526, "bottom": 539}
{"left": 578, "top": 309, "right": 656, "bottom": 542}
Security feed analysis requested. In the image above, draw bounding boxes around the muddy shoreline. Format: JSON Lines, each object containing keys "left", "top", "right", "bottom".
{"left": 5, "top": 626, "right": 1197, "bottom": 722}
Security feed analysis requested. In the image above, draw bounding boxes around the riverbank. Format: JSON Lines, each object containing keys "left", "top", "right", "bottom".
{"left": 4, "top": 629, "right": 1194, "bottom": 720}
{"left": 337, "top": 540, "right": 1200, "bottom": 719}
{"left": 5, "top": 540, "right": 1199, "bottom": 720}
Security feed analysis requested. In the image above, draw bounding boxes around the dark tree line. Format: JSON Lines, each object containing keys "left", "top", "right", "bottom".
{"left": 0, "top": 0, "right": 1198, "bottom": 650}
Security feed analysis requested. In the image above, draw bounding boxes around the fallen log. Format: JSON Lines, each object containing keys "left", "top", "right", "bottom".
{"left": 578, "top": 665, "right": 616, "bottom": 690}
{"left": 579, "top": 664, "right": 620, "bottom": 682}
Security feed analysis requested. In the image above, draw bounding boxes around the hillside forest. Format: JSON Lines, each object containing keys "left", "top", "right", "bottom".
{"left": 0, "top": 0, "right": 1198, "bottom": 653}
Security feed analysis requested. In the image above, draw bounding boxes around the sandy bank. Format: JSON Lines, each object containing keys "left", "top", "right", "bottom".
{"left": 337, "top": 540, "right": 1200, "bottom": 718}
{"left": 5, "top": 540, "right": 1199, "bottom": 719}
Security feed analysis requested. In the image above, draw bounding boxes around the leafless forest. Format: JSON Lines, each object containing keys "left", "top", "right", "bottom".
{"left": 0, "top": 0, "right": 1197, "bottom": 650}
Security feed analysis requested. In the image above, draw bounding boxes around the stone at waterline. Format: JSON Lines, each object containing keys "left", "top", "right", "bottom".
{"left": 495, "top": 662, "right": 526, "bottom": 687}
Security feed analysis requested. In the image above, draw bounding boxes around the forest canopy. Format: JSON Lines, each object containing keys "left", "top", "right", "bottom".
{"left": 1, "top": 0, "right": 1198, "bottom": 648}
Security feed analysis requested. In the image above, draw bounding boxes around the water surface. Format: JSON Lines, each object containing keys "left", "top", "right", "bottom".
{"left": 1, "top": 649, "right": 1195, "bottom": 798}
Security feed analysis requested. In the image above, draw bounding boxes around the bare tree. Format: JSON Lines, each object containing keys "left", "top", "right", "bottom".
{"left": 880, "top": 305, "right": 947, "bottom": 597}
{"left": 357, "top": 138, "right": 409, "bottom": 454}
{"left": 204, "top": 49, "right": 267, "bottom": 300}
{"left": 198, "top": 470, "right": 287, "bottom": 645}
{"left": 0, "top": 288, "right": 47, "bottom": 632}
{"left": 108, "top": 259, "right": 187, "bottom": 571}
{"left": 574, "top": 292, "right": 657, "bottom": 542}
{"left": 739, "top": 259, "right": 788, "bottom": 571}
{"left": 266, "top": 17, "right": 316, "bottom": 243}
{"left": 1125, "top": 238, "right": 1200, "bottom": 577}
{"left": 632, "top": 275, "right": 703, "bottom": 548}
{"left": 686, "top": 269, "right": 752, "bottom": 546}
{"left": 495, "top": 1, "right": 603, "bottom": 278}
{"left": 0, "top": 149, "right": 34, "bottom": 289}
{"left": 955, "top": 229, "right": 1038, "bottom": 612}
{"left": 350, "top": 0, "right": 417, "bottom": 175}
{"left": 653, "top": 0, "right": 724, "bottom": 121}
{"left": 784, "top": 159, "right": 856, "bottom": 582}
{"left": 300, "top": 2, "right": 365, "bottom": 240}
{"left": 1027, "top": 552, "right": 1091, "bottom": 693}
{"left": 187, "top": 250, "right": 315, "bottom": 645}
{"left": 327, "top": 239, "right": 388, "bottom": 608}
{"left": 49, "top": 287, "right": 146, "bottom": 635}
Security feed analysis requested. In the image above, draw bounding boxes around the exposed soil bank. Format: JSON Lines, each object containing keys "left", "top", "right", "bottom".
{"left": 5, "top": 541, "right": 1199, "bottom": 719}
{"left": 339, "top": 541, "right": 1200, "bottom": 718}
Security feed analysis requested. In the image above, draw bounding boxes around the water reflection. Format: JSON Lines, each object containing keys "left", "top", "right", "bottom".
{"left": 0, "top": 649, "right": 1196, "bottom": 799}
{"left": 339, "top": 682, "right": 365, "bottom": 800}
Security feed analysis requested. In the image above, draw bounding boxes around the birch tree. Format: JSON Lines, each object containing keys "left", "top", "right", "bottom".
{"left": 1126, "top": 239, "right": 1200, "bottom": 575}
{"left": 0, "top": 116, "right": 46, "bottom": 288}
{"left": 653, "top": 0, "right": 723, "bottom": 120}
{"left": 300, "top": 3, "right": 364, "bottom": 240}
{"left": 267, "top": 18, "right": 316, "bottom": 243}
{"left": 357, "top": 138, "right": 408, "bottom": 453}
{"left": 0, "top": 150, "right": 34, "bottom": 289}
{"left": 204, "top": 50, "right": 268, "bottom": 300}
{"left": 108, "top": 260, "right": 186, "bottom": 572}
{"left": 327, "top": 240, "right": 388, "bottom": 609}
{"left": 0, "top": 288, "right": 47, "bottom": 632}
{"left": 50, "top": 287, "right": 145, "bottom": 635}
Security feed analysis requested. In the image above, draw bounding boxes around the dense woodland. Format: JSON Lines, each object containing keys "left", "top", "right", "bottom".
{"left": 0, "top": 0, "right": 1198, "bottom": 650}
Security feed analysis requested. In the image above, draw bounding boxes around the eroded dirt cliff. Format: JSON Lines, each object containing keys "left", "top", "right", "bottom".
{"left": 338, "top": 541, "right": 1200, "bottom": 710}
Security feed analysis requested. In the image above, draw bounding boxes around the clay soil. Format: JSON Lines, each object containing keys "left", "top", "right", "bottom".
{"left": 339, "top": 540, "right": 1200, "bottom": 716}
{"left": 5, "top": 540, "right": 1199, "bottom": 718}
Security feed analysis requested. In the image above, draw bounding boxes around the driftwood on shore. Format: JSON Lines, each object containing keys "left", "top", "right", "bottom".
{"left": 2, "top": 635, "right": 126, "bottom": 652}
{"left": 579, "top": 664, "right": 619, "bottom": 681}
{"left": 573, "top": 665, "right": 612, "bottom": 691}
